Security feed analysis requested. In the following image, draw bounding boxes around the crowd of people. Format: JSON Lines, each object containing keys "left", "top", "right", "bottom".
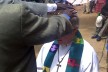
{"left": 81, "top": 0, "right": 97, "bottom": 14}
{"left": 0, "top": 0, "right": 108, "bottom": 72}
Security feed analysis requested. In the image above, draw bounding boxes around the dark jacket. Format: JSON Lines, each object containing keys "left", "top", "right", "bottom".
{"left": 101, "top": 4, "right": 108, "bottom": 16}
{"left": 0, "top": 1, "right": 73, "bottom": 72}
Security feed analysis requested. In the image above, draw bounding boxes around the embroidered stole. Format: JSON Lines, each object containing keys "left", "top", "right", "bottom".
{"left": 43, "top": 30, "right": 84, "bottom": 72}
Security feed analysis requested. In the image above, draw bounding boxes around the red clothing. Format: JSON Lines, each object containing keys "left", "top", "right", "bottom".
{"left": 95, "top": 0, "right": 106, "bottom": 12}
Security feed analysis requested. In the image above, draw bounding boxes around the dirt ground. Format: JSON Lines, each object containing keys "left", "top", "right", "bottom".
{"left": 35, "top": 5, "right": 107, "bottom": 72}
{"left": 76, "top": 5, "right": 107, "bottom": 72}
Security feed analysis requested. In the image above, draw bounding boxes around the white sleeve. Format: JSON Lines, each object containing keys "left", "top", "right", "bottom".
{"left": 95, "top": 15, "right": 103, "bottom": 27}
{"left": 47, "top": 3, "right": 57, "bottom": 12}
{"left": 90, "top": 51, "right": 99, "bottom": 72}
{"left": 79, "top": 40, "right": 99, "bottom": 72}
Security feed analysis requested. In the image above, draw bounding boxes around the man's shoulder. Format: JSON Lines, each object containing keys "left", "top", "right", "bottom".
{"left": 0, "top": 4, "right": 25, "bottom": 31}
{"left": 83, "top": 40, "right": 96, "bottom": 54}
{"left": 0, "top": 4, "right": 23, "bottom": 10}
{"left": 0, "top": 4, "right": 25, "bottom": 16}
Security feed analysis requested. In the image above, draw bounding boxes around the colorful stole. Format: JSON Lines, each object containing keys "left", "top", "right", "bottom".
{"left": 43, "top": 30, "right": 84, "bottom": 72}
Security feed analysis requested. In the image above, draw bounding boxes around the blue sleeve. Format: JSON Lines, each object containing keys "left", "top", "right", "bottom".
{"left": 62, "top": 13, "right": 70, "bottom": 20}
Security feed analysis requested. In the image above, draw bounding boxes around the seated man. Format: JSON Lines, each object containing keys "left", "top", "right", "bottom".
{"left": 36, "top": 17, "right": 99, "bottom": 72}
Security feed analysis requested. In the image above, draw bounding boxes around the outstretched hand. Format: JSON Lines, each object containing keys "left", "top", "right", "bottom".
{"left": 63, "top": 8, "right": 79, "bottom": 28}
{"left": 49, "top": 2, "right": 75, "bottom": 15}
{"left": 63, "top": 8, "right": 77, "bottom": 17}
{"left": 48, "top": 2, "right": 79, "bottom": 28}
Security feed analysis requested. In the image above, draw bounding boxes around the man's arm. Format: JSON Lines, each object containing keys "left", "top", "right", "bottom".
{"left": 1, "top": 0, "right": 74, "bottom": 16}
{"left": 0, "top": 0, "right": 48, "bottom": 16}
{"left": 21, "top": 4, "right": 73, "bottom": 45}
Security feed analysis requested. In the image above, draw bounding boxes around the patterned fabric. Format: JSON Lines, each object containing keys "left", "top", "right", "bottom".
{"left": 43, "top": 30, "right": 84, "bottom": 72}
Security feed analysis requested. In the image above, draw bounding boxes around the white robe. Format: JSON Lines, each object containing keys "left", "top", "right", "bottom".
{"left": 36, "top": 40, "right": 99, "bottom": 72}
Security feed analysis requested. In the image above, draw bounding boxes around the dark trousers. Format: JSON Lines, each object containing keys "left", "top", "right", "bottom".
{"left": 98, "top": 18, "right": 108, "bottom": 37}
{"left": 90, "top": 1, "right": 95, "bottom": 13}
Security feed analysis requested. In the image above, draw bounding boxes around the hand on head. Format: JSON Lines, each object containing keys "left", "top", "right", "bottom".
{"left": 55, "top": 1, "right": 74, "bottom": 14}
{"left": 50, "top": 2, "right": 79, "bottom": 29}
{"left": 63, "top": 8, "right": 79, "bottom": 28}
{"left": 56, "top": 2, "right": 79, "bottom": 26}
{"left": 56, "top": 2, "right": 73, "bottom": 10}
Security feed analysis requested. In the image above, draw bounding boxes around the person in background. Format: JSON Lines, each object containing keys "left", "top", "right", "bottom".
{"left": 91, "top": 4, "right": 108, "bottom": 41}
{"left": 36, "top": 9, "right": 99, "bottom": 72}
{"left": 89, "top": 0, "right": 97, "bottom": 13}
{"left": 81, "top": 0, "right": 91, "bottom": 14}
{"left": 0, "top": 0, "right": 77, "bottom": 72}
